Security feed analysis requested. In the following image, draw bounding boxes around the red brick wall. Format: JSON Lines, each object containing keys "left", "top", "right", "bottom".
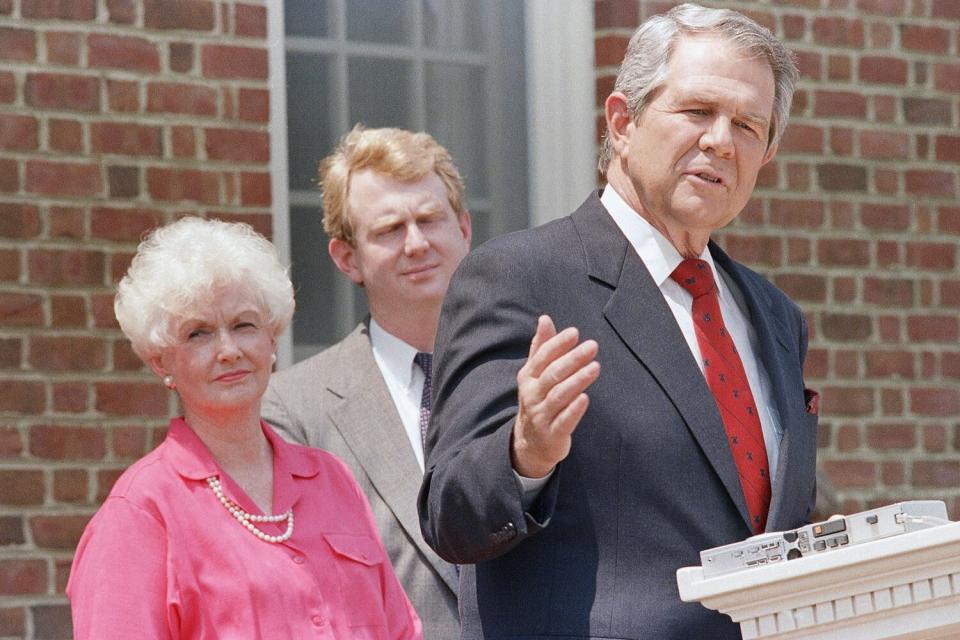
{"left": 0, "top": 1, "right": 271, "bottom": 637}
{"left": 596, "top": 0, "right": 960, "bottom": 516}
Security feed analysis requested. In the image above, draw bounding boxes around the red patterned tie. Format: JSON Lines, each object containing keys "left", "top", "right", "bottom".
{"left": 671, "top": 259, "right": 771, "bottom": 534}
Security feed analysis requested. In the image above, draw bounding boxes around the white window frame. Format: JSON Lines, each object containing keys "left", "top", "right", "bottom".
{"left": 266, "top": 0, "right": 596, "bottom": 368}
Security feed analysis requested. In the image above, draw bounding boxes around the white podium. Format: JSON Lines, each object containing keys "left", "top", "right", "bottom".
{"left": 677, "top": 521, "right": 960, "bottom": 639}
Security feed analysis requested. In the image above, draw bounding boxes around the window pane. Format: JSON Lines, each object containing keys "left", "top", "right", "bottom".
{"left": 347, "top": 0, "right": 414, "bottom": 45}
{"left": 286, "top": 52, "right": 335, "bottom": 192}
{"left": 425, "top": 62, "right": 488, "bottom": 198}
{"left": 290, "top": 206, "right": 337, "bottom": 347}
{"left": 423, "top": 0, "right": 485, "bottom": 52}
{"left": 284, "top": 0, "right": 330, "bottom": 37}
{"left": 348, "top": 57, "right": 414, "bottom": 130}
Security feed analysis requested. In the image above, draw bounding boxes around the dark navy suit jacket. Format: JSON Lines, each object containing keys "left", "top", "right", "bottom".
{"left": 419, "top": 192, "right": 818, "bottom": 639}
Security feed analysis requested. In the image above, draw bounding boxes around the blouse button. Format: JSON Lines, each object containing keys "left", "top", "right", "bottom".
{"left": 292, "top": 555, "right": 305, "bottom": 564}
{"left": 311, "top": 615, "right": 325, "bottom": 627}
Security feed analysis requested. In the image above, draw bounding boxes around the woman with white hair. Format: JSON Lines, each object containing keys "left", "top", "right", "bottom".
{"left": 67, "top": 217, "right": 422, "bottom": 639}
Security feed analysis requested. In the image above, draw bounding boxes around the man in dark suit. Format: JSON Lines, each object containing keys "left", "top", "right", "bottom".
{"left": 419, "top": 4, "right": 818, "bottom": 638}
{"left": 263, "top": 125, "right": 470, "bottom": 638}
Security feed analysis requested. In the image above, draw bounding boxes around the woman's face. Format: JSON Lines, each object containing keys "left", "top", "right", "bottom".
{"left": 150, "top": 285, "right": 276, "bottom": 419}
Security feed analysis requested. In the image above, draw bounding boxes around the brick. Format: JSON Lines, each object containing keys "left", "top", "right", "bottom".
{"left": 936, "top": 135, "right": 960, "bottom": 163}
{"left": 836, "top": 423, "right": 860, "bottom": 452}
{"left": 910, "top": 388, "right": 960, "bottom": 417}
{"left": 22, "top": 0, "right": 95, "bottom": 19}
{"left": 238, "top": 88, "right": 268, "bottom": 122}
{"left": 25, "top": 73, "right": 99, "bottom": 112}
{"left": 48, "top": 206, "right": 85, "bottom": 239}
{"left": 923, "top": 424, "right": 947, "bottom": 452}
{"left": 0, "top": 517, "right": 24, "bottom": 546}
{"left": 91, "top": 122, "right": 162, "bottom": 157}
{"left": 0, "top": 114, "right": 38, "bottom": 150}
{"left": 0, "top": 72, "right": 14, "bottom": 103}
{"left": 860, "top": 131, "right": 908, "bottom": 160}
{"left": 832, "top": 275, "right": 856, "bottom": 303}
{"left": 112, "top": 425, "right": 147, "bottom": 459}
{"left": 29, "top": 336, "right": 106, "bottom": 371}
{"left": 873, "top": 170, "right": 899, "bottom": 196}
{"left": 0, "top": 203, "right": 40, "bottom": 238}
{"left": 30, "top": 425, "right": 105, "bottom": 459}
{"left": 767, "top": 199, "right": 823, "bottom": 228}
{"left": 859, "top": 56, "right": 907, "bottom": 85}
{"left": 53, "top": 382, "right": 87, "bottom": 412}
{"left": 91, "top": 293, "right": 120, "bottom": 329}
{"left": 0, "top": 470, "right": 44, "bottom": 506}
{"left": 903, "top": 98, "right": 951, "bottom": 125}
{"left": 827, "top": 54, "right": 851, "bottom": 81}
{"left": 933, "top": 63, "right": 960, "bottom": 92}
{"left": 865, "top": 350, "right": 915, "bottom": 379}
{"left": 89, "top": 34, "right": 160, "bottom": 72}
{"left": 932, "top": 0, "right": 960, "bottom": 17}
{"left": 107, "top": 166, "right": 140, "bottom": 198}
{"left": 814, "top": 91, "right": 867, "bottom": 119}
{"left": 30, "top": 515, "right": 89, "bottom": 550}
{"left": 0, "top": 0, "right": 10, "bottom": 12}
{"left": 907, "top": 242, "right": 955, "bottom": 270}
{"left": 823, "top": 386, "right": 874, "bottom": 416}
{"left": 0, "top": 248, "right": 17, "bottom": 281}
{"left": 28, "top": 249, "right": 104, "bottom": 285}
{"left": 812, "top": 17, "right": 864, "bottom": 47}
{"left": 881, "top": 460, "right": 905, "bottom": 486}
{"left": 0, "top": 380, "right": 44, "bottom": 413}
{"left": 235, "top": 3, "right": 266, "bottom": 37}
{"left": 171, "top": 126, "right": 196, "bottom": 157}
{"left": 942, "top": 206, "right": 960, "bottom": 234}
{"left": 595, "top": 0, "right": 639, "bottom": 27}
{"left": 0, "top": 28, "right": 36, "bottom": 61}
{"left": 860, "top": 203, "right": 909, "bottom": 231}
{"left": 908, "top": 316, "right": 958, "bottom": 342}
{"left": 25, "top": 160, "right": 101, "bottom": 197}
{"left": 144, "top": 0, "right": 214, "bottom": 30}
{"left": 867, "top": 423, "right": 916, "bottom": 449}
{"left": 595, "top": 35, "right": 629, "bottom": 67}
{"left": 823, "top": 459, "right": 876, "bottom": 488}
{"left": 821, "top": 313, "right": 871, "bottom": 341}
{"left": 864, "top": 277, "right": 913, "bottom": 306}
{"left": 48, "top": 118, "right": 82, "bottom": 153}
{"left": 0, "top": 158, "right": 16, "bottom": 192}
{"left": 913, "top": 461, "right": 960, "bottom": 488}
{"left": 53, "top": 468, "right": 87, "bottom": 502}
{"left": 96, "top": 468, "right": 124, "bottom": 502}
{"left": 91, "top": 207, "right": 164, "bottom": 242}
{"left": 107, "top": 79, "right": 139, "bottom": 112}
{"left": 905, "top": 170, "right": 955, "bottom": 198}
{"left": 147, "top": 81, "right": 216, "bottom": 116}
{"left": 96, "top": 381, "right": 168, "bottom": 416}
{"left": 0, "top": 293, "right": 43, "bottom": 326}
{"left": 50, "top": 295, "right": 87, "bottom": 327}
{"left": 204, "top": 128, "right": 269, "bottom": 162}
{"left": 106, "top": 0, "right": 134, "bottom": 23}
{"left": 857, "top": 0, "right": 906, "bottom": 14}
{"left": 201, "top": 45, "right": 268, "bottom": 79}
{"left": 113, "top": 339, "right": 143, "bottom": 371}
{"left": 779, "top": 124, "right": 823, "bottom": 154}
{"left": 46, "top": 31, "right": 80, "bottom": 65}
{"left": 719, "top": 235, "right": 782, "bottom": 267}
{"left": 147, "top": 167, "right": 220, "bottom": 204}
{"left": 793, "top": 51, "right": 821, "bottom": 81}
{"left": 773, "top": 274, "right": 826, "bottom": 303}
{"left": 818, "top": 164, "right": 867, "bottom": 193}
{"left": 0, "top": 559, "right": 46, "bottom": 595}
{"left": 31, "top": 604, "right": 72, "bottom": 638}
{"left": 109, "top": 251, "right": 135, "bottom": 284}
{"left": 0, "top": 338, "right": 20, "bottom": 367}
{"left": 901, "top": 25, "right": 950, "bottom": 53}
{"left": 830, "top": 127, "right": 852, "bottom": 156}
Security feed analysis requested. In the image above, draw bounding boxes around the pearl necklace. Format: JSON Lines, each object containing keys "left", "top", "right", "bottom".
{"left": 206, "top": 476, "right": 294, "bottom": 543}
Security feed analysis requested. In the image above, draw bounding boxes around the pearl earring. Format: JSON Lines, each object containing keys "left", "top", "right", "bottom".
{"left": 163, "top": 375, "right": 175, "bottom": 389}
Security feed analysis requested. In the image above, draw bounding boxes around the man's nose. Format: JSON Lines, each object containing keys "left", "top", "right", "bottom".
{"left": 699, "top": 117, "right": 735, "bottom": 158}
{"left": 404, "top": 223, "right": 429, "bottom": 254}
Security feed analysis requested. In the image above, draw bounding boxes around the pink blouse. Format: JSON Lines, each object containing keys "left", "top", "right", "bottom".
{"left": 67, "top": 418, "right": 422, "bottom": 640}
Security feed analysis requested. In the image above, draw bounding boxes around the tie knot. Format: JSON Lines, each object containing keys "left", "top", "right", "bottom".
{"left": 414, "top": 352, "right": 433, "bottom": 376}
{"left": 670, "top": 258, "right": 716, "bottom": 299}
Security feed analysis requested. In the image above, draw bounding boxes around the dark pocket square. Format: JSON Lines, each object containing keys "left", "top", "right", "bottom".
{"left": 804, "top": 388, "right": 820, "bottom": 416}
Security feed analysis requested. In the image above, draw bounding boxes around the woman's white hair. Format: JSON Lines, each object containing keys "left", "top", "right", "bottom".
{"left": 114, "top": 217, "right": 295, "bottom": 360}
{"left": 598, "top": 2, "right": 798, "bottom": 172}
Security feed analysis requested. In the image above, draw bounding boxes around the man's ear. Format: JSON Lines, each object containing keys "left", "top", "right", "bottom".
{"left": 761, "top": 141, "right": 778, "bottom": 166}
{"left": 605, "top": 91, "right": 633, "bottom": 157}
{"left": 328, "top": 237, "right": 364, "bottom": 285}
{"left": 457, "top": 210, "right": 472, "bottom": 247}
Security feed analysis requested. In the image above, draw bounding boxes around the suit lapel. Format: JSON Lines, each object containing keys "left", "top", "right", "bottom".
{"left": 573, "top": 197, "right": 752, "bottom": 530}
{"left": 326, "top": 326, "right": 458, "bottom": 591}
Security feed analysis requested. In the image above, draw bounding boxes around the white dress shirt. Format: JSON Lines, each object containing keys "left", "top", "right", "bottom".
{"left": 369, "top": 318, "right": 428, "bottom": 472}
{"left": 601, "top": 185, "right": 783, "bottom": 479}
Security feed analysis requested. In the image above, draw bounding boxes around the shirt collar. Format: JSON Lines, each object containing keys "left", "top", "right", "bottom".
{"left": 369, "top": 316, "right": 420, "bottom": 387}
{"left": 164, "top": 416, "right": 322, "bottom": 481}
{"left": 600, "top": 185, "right": 728, "bottom": 301}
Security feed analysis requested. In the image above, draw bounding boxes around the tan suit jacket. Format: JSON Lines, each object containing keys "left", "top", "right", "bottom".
{"left": 262, "top": 323, "right": 458, "bottom": 639}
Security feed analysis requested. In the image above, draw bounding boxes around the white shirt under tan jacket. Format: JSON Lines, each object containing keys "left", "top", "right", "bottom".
{"left": 261, "top": 321, "right": 459, "bottom": 639}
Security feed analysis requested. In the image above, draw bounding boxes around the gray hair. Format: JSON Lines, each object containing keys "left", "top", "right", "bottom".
{"left": 114, "top": 217, "right": 295, "bottom": 360}
{"left": 598, "top": 2, "right": 797, "bottom": 172}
